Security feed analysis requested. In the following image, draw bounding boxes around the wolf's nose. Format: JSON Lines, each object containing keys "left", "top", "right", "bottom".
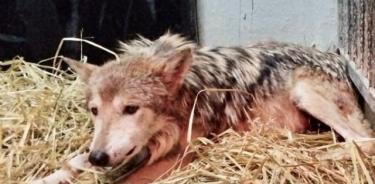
{"left": 88, "top": 150, "right": 109, "bottom": 166}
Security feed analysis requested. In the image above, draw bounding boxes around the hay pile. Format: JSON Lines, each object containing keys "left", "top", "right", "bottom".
{"left": 0, "top": 58, "right": 102, "bottom": 183}
{"left": 156, "top": 129, "right": 375, "bottom": 184}
{"left": 1, "top": 58, "right": 375, "bottom": 184}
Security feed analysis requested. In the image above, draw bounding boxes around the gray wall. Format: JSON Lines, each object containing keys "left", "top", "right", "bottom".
{"left": 198, "top": 0, "right": 338, "bottom": 50}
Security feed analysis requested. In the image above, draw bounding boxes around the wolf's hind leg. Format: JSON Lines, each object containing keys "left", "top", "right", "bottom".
{"left": 290, "top": 70, "right": 374, "bottom": 155}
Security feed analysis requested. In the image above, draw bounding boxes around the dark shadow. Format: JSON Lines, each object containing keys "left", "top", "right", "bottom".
{"left": 0, "top": 0, "right": 198, "bottom": 65}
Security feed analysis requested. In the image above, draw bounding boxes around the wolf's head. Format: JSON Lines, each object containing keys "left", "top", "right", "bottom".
{"left": 64, "top": 42, "right": 193, "bottom": 168}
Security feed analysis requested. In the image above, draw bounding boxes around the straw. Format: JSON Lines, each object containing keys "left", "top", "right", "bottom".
{"left": 155, "top": 128, "right": 375, "bottom": 184}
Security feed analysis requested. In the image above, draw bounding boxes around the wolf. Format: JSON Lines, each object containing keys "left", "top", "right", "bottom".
{"left": 32, "top": 33, "right": 374, "bottom": 184}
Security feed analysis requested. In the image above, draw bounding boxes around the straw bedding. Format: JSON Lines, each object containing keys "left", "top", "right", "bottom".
{"left": 1, "top": 58, "right": 374, "bottom": 184}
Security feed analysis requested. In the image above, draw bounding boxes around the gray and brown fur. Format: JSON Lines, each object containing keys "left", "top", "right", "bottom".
{"left": 119, "top": 33, "right": 373, "bottom": 134}
{"left": 62, "top": 33, "right": 374, "bottom": 183}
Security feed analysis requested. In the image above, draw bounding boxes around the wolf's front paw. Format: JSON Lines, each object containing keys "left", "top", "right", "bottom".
{"left": 30, "top": 170, "right": 73, "bottom": 184}
{"left": 30, "top": 179, "right": 47, "bottom": 184}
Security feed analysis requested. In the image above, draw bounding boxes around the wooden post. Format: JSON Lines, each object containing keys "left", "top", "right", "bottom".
{"left": 338, "top": 0, "right": 375, "bottom": 125}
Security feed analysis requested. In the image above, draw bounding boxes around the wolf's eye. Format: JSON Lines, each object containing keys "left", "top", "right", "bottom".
{"left": 90, "top": 107, "right": 98, "bottom": 116}
{"left": 123, "top": 105, "right": 139, "bottom": 115}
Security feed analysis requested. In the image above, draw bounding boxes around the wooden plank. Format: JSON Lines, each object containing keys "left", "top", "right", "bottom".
{"left": 339, "top": 0, "right": 375, "bottom": 123}
{"left": 347, "top": 59, "right": 375, "bottom": 113}
{"left": 338, "top": 0, "right": 349, "bottom": 52}
{"left": 371, "top": 0, "right": 375, "bottom": 87}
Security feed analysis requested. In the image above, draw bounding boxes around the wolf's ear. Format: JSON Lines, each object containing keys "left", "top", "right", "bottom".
{"left": 154, "top": 48, "right": 193, "bottom": 93}
{"left": 63, "top": 57, "right": 98, "bottom": 83}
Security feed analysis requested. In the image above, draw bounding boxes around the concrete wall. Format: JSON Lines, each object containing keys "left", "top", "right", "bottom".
{"left": 198, "top": 0, "right": 338, "bottom": 50}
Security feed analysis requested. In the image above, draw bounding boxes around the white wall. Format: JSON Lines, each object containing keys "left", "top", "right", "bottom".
{"left": 198, "top": 0, "right": 338, "bottom": 50}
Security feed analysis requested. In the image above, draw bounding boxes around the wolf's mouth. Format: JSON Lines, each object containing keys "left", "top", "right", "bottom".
{"left": 107, "top": 147, "right": 150, "bottom": 182}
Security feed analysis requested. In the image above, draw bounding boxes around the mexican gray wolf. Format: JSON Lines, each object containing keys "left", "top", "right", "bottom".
{"left": 32, "top": 33, "right": 375, "bottom": 184}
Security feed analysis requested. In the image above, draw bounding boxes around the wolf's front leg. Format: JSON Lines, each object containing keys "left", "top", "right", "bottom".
{"left": 31, "top": 154, "right": 91, "bottom": 184}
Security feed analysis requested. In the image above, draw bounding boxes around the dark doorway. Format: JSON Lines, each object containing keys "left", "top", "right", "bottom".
{"left": 0, "top": 0, "right": 198, "bottom": 65}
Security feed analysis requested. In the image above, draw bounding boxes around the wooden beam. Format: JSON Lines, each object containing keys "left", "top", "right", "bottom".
{"left": 347, "top": 59, "right": 375, "bottom": 113}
